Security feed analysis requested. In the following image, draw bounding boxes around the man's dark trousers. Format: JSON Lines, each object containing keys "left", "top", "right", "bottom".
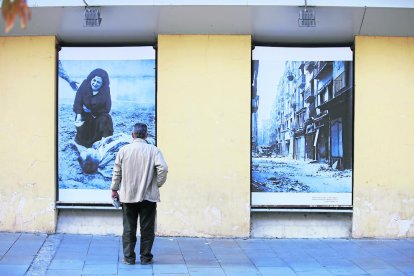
{"left": 122, "top": 201, "right": 156, "bottom": 263}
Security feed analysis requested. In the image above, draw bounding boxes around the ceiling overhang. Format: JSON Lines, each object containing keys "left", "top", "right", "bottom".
{"left": 1, "top": 1, "right": 413, "bottom": 45}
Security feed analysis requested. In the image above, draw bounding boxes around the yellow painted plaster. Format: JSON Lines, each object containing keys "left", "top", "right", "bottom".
{"left": 353, "top": 36, "right": 414, "bottom": 237}
{"left": 0, "top": 36, "right": 57, "bottom": 232}
{"left": 157, "top": 35, "right": 251, "bottom": 237}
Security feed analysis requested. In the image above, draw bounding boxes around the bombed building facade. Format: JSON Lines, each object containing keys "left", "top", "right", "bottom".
{"left": 254, "top": 59, "right": 353, "bottom": 170}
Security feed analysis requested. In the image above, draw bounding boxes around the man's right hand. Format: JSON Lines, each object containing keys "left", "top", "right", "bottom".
{"left": 111, "top": 190, "right": 119, "bottom": 199}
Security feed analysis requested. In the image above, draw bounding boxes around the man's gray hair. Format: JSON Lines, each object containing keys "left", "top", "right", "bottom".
{"left": 133, "top": 123, "right": 148, "bottom": 138}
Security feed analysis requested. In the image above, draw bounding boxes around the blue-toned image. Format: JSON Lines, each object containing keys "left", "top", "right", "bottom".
{"left": 251, "top": 47, "right": 354, "bottom": 207}
{"left": 58, "top": 57, "right": 155, "bottom": 191}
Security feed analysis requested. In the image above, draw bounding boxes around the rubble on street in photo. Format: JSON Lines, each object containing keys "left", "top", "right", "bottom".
{"left": 252, "top": 156, "right": 352, "bottom": 193}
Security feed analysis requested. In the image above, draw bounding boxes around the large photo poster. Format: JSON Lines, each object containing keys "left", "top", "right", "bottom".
{"left": 58, "top": 46, "right": 156, "bottom": 204}
{"left": 251, "top": 47, "right": 353, "bottom": 207}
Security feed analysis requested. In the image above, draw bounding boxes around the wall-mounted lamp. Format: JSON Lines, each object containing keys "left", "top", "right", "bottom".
{"left": 298, "top": 0, "right": 316, "bottom": 27}
{"left": 83, "top": 1, "right": 102, "bottom": 27}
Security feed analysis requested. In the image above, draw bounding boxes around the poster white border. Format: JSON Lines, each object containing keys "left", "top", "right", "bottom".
{"left": 60, "top": 46, "right": 155, "bottom": 60}
{"left": 253, "top": 47, "right": 353, "bottom": 61}
{"left": 252, "top": 192, "right": 352, "bottom": 207}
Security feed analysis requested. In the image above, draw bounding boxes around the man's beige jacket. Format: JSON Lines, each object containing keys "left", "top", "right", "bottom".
{"left": 111, "top": 138, "right": 168, "bottom": 203}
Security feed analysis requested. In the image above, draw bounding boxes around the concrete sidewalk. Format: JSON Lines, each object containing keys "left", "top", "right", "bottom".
{"left": 0, "top": 233, "right": 414, "bottom": 275}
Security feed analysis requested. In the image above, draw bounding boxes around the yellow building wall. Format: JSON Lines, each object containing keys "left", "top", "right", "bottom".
{"left": 3, "top": 34, "right": 412, "bottom": 238}
{"left": 353, "top": 36, "right": 414, "bottom": 237}
{"left": 157, "top": 35, "right": 251, "bottom": 237}
{"left": 0, "top": 36, "right": 57, "bottom": 233}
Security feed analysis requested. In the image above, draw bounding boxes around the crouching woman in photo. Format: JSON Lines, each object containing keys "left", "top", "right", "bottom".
{"left": 73, "top": 68, "right": 114, "bottom": 148}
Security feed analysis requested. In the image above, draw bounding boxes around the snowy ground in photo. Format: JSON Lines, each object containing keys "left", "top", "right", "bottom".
{"left": 252, "top": 157, "right": 352, "bottom": 193}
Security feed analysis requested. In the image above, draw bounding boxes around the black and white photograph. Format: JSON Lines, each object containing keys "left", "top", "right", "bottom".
{"left": 251, "top": 47, "right": 353, "bottom": 207}
{"left": 58, "top": 46, "right": 156, "bottom": 203}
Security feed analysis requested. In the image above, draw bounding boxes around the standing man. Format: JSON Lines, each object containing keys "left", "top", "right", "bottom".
{"left": 111, "top": 123, "right": 168, "bottom": 265}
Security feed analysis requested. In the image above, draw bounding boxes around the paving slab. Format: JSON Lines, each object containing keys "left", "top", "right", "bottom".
{"left": 46, "top": 269, "right": 83, "bottom": 276}
{"left": 82, "top": 263, "right": 118, "bottom": 274}
{"left": 257, "top": 266, "right": 297, "bottom": 276}
{"left": 0, "top": 264, "right": 31, "bottom": 276}
{"left": 118, "top": 269, "right": 153, "bottom": 276}
{"left": 0, "top": 233, "right": 21, "bottom": 256}
{"left": 153, "top": 263, "right": 189, "bottom": 274}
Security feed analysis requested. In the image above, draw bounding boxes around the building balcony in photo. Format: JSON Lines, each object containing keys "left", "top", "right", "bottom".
{"left": 304, "top": 87, "right": 315, "bottom": 103}
{"left": 297, "top": 73, "right": 306, "bottom": 88}
{"left": 314, "top": 61, "right": 332, "bottom": 79}
{"left": 304, "top": 61, "right": 316, "bottom": 73}
{"left": 333, "top": 78, "right": 351, "bottom": 97}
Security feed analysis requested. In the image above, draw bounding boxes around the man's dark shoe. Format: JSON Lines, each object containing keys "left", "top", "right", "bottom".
{"left": 122, "top": 259, "right": 135, "bottom": 265}
{"left": 141, "top": 259, "right": 153, "bottom": 265}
